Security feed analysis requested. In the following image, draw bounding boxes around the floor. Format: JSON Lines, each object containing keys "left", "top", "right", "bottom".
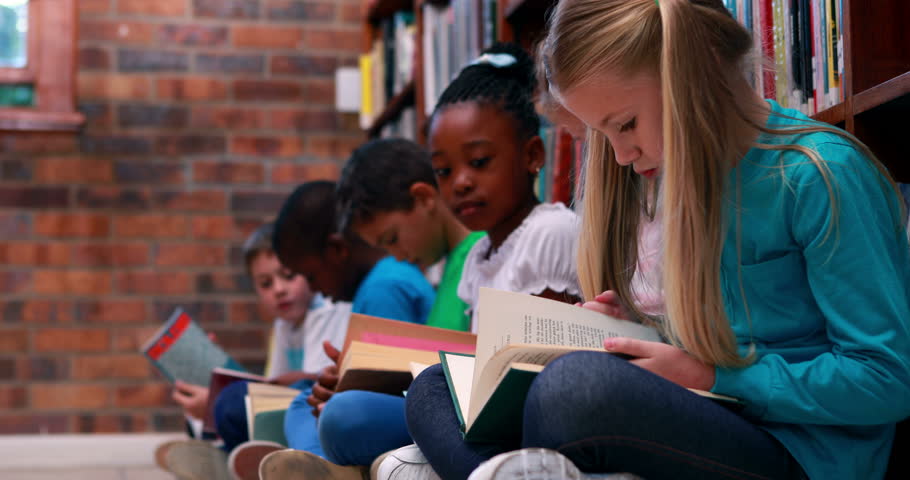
{"left": 0, "top": 433, "right": 183, "bottom": 480}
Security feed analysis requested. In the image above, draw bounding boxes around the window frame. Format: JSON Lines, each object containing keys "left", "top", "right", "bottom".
{"left": 0, "top": 0, "right": 84, "bottom": 132}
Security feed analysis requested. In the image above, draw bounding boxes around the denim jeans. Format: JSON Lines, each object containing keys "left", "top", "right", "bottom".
{"left": 406, "top": 352, "right": 805, "bottom": 480}
{"left": 215, "top": 379, "right": 312, "bottom": 452}
{"left": 284, "top": 389, "right": 412, "bottom": 466}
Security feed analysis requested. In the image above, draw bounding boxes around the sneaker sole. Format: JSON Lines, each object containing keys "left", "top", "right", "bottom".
{"left": 228, "top": 441, "right": 285, "bottom": 480}
{"left": 259, "top": 449, "right": 368, "bottom": 480}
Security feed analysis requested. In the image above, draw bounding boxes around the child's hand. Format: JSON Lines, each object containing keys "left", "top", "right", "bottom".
{"left": 306, "top": 341, "right": 342, "bottom": 417}
{"left": 172, "top": 380, "right": 209, "bottom": 419}
{"left": 266, "top": 371, "right": 318, "bottom": 386}
{"left": 578, "top": 291, "right": 628, "bottom": 319}
{"left": 603, "top": 337, "right": 716, "bottom": 391}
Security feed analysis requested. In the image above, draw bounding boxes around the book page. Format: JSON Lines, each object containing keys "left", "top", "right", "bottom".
{"left": 440, "top": 352, "right": 475, "bottom": 424}
{"left": 469, "top": 288, "right": 661, "bottom": 423}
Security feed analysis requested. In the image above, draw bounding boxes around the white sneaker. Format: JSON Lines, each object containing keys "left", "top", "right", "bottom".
{"left": 467, "top": 448, "right": 643, "bottom": 480}
{"left": 374, "top": 445, "right": 441, "bottom": 480}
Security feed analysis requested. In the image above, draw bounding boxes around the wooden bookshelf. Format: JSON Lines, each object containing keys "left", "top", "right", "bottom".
{"left": 366, "top": 80, "right": 416, "bottom": 137}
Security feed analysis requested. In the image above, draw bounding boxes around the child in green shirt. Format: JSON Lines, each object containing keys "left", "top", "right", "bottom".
{"left": 336, "top": 137, "right": 484, "bottom": 333}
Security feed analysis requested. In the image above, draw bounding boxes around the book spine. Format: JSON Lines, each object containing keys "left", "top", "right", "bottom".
{"left": 551, "top": 128, "right": 574, "bottom": 206}
{"left": 761, "top": 0, "right": 776, "bottom": 100}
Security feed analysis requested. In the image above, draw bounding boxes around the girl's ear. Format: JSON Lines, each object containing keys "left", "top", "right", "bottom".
{"left": 523, "top": 135, "right": 546, "bottom": 174}
{"left": 409, "top": 182, "right": 438, "bottom": 213}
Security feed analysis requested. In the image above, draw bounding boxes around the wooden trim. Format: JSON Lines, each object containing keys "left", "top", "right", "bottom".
{"left": 853, "top": 70, "right": 910, "bottom": 115}
{"left": 414, "top": 0, "right": 427, "bottom": 144}
{"left": 0, "top": 68, "right": 35, "bottom": 83}
{"left": 0, "top": 109, "right": 84, "bottom": 132}
{"left": 367, "top": 0, "right": 414, "bottom": 24}
{"left": 366, "top": 80, "right": 416, "bottom": 137}
{"left": 811, "top": 102, "right": 846, "bottom": 125}
{"left": 843, "top": 0, "right": 855, "bottom": 132}
{"left": 497, "top": 0, "right": 513, "bottom": 42}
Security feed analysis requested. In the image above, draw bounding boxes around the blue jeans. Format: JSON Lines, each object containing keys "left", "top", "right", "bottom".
{"left": 406, "top": 352, "right": 805, "bottom": 480}
{"left": 319, "top": 391, "right": 413, "bottom": 466}
{"left": 284, "top": 389, "right": 411, "bottom": 465}
{"left": 213, "top": 381, "right": 250, "bottom": 452}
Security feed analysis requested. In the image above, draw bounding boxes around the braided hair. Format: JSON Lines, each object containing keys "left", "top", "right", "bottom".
{"left": 430, "top": 42, "right": 540, "bottom": 141}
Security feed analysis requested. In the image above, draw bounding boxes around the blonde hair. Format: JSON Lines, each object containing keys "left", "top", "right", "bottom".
{"left": 543, "top": 0, "right": 902, "bottom": 367}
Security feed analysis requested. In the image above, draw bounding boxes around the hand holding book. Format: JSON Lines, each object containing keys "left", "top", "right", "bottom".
{"left": 307, "top": 341, "right": 341, "bottom": 417}
{"left": 603, "top": 337, "right": 716, "bottom": 392}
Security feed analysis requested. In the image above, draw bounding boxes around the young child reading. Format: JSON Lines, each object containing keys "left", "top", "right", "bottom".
{"left": 158, "top": 223, "right": 351, "bottom": 480}
{"left": 266, "top": 181, "right": 436, "bottom": 477}
{"left": 336, "top": 137, "right": 485, "bottom": 332}
{"left": 406, "top": 1, "right": 910, "bottom": 479}
{"left": 429, "top": 42, "right": 582, "bottom": 329}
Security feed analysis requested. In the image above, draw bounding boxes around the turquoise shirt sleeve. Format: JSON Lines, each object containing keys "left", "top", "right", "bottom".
{"left": 354, "top": 275, "right": 431, "bottom": 324}
{"left": 713, "top": 141, "right": 910, "bottom": 425}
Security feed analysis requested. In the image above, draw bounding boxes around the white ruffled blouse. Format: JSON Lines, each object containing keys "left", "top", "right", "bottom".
{"left": 457, "top": 202, "right": 581, "bottom": 332}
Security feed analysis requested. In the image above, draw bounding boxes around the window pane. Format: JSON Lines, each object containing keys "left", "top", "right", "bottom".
{"left": 0, "top": 0, "right": 28, "bottom": 68}
{"left": 0, "top": 83, "right": 33, "bottom": 106}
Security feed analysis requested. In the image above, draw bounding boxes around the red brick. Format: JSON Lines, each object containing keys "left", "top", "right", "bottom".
{"left": 34, "top": 328, "right": 111, "bottom": 353}
{"left": 340, "top": 2, "right": 360, "bottom": 23}
{"left": 266, "top": 0, "right": 335, "bottom": 21}
{"left": 79, "top": 47, "right": 111, "bottom": 70}
{"left": 229, "top": 300, "right": 267, "bottom": 324}
{"left": 0, "top": 271, "right": 31, "bottom": 294}
{"left": 72, "top": 355, "right": 150, "bottom": 380}
{"left": 114, "top": 160, "right": 184, "bottom": 185}
{"left": 193, "top": 161, "right": 264, "bottom": 183}
{"left": 207, "top": 327, "right": 266, "bottom": 350}
{"left": 156, "top": 76, "right": 228, "bottom": 101}
{"left": 1, "top": 300, "right": 75, "bottom": 324}
{"left": 114, "top": 215, "right": 187, "bottom": 238}
{"left": 230, "top": 191, "right": 288, "bottom": 213}
{"left": 270, "top": 109, "right": 337, "bottom": 131}
{"left": 196, "top": 53, "right": 264, "bottom": 74}
{"left": 118, "top": 104, "right": 189, "bottom": 128}
{"left": 118, "top": 0, "right": 186, "bottom": 16}
{"left": 197, "top": 272, "right": 248, "bottom": 294}
{"left": 76, "top": 413, "right": 149, "bottom": 433}
{"left": 34, "top": 157, "right": 114, "bottom": 183}
{"left": 114, "top": 384, "right": 171, "bottom": 408}
{"left": 1, "top": 133, "right": 79, "bottom": 155}
{"left": 16, "top": 356, "right": 70, "bottom": 381}
{"left": 81, "top": 134, "right": 153, "bottom": 155}
{"left": 33, "top": 271, "right": 112, "bottom": 295}
{"left": 231, "top": 136, "right": 304, "bottom": 157}
{"left": 112, "top": 326, "right": 160, "bottom": 352}
{"left": 306, "top": 135, "right": 362, "bottom": 160}
{"left": 118, "top": 49, "right": 189, "bottom": 73}
{"left": 80, "top": 102, "right": 113, "bottom": 128}
{"left": 0, "top": 186, "right": 69, "bottom": 208}
{"left": 79, "top": 20, "right": 155, "bottom": 44}
{"left": 0, "top": 213, "right": 31, "bottom": 237}
{"left": 0, "top": 243, "right": 70, "bottom": 266}
{"left": 115, "top": 271, "right": 194, "bottom": 295}
{"left": 79, "top": 0, "right": 111, "bottom": 15}
{"left": 158, "top": 24, "right": 229, "bottom": 47}
{"left": 194, "top": 0, "right": 260, "bottom": 19}
{"left": 192, "top": 216, "right": 236, "bottom": 240}
{"left": 71, "top": 243, "right": 150, "bottom": 267}
{"left": 0, "top": 414, "right": 69, "bottom": 434}
{"left": 32, "top": 384, "right": 110, "bottom": 409}
{"left": 75, "top": 300, "right": 148, "bottom": 324}
{"left": 0, "top": 329, "right": 28, "bottom": 353}
{"left": 78, "top": 74, "right": 151, "bottom": 100}
{"left": 152, "top": 190, "right": 227, "bottom": 211}
{"left": 35, "top": 213, "right": 110, "bottom": 238}
{"left": 301, "top": 28, "right": 360, "bottom": 51}
{"left": 233, "top": 25, "right": 303, "bottom": 49}
{"left": 154, "top": 135, "right": 226, "bottom": 155}
{"left": 189, "top": 107, "right": 265, "bottom": 129}
{"left": 302, "top": 78, "right": 335, "bottom": 105}
{"left": 0, "top": 386, "right": 27, "bottom": 409}
{"left": 77, "top": 186, "right": 151, "bottom": 210}
{"left": 271, "top": 54, "right": 337, "bottom": 76}
{"left": 233, "top": 80, "right": 302, "bottom": 102}
{"left": 156, "top": 244, "right": 228, "bottom": 267}
{"left": 271, "top": 163, "right": 340, "bottom": 184}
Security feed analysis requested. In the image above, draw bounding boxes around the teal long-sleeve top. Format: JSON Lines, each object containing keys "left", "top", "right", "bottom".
{"left": 710, "top": 101, "right": 910, "bottom": 479}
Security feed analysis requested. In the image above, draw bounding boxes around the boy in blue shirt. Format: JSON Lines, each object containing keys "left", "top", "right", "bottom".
{"left": 268, "top": 181, "right": 435, "bottom": 478}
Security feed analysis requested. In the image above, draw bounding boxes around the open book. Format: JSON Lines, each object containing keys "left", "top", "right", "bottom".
{"left": 442, "top": 288, "right": 742, "bottom": 443}
{"left": 141, "top": 308, "right": 245, "bottom": 387}
{"left": 335, "top": 313, "right": 476, "bottom": 395}
{"left": 201, "top": 367, "right": 266, "bottom": 434}
{"left": 244, "top": 383, "right": 301, "bottom": 445}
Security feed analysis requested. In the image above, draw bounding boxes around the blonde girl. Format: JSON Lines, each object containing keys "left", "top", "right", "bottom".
{"left": 401, "top": 1, "right": 910, "bottom": 479}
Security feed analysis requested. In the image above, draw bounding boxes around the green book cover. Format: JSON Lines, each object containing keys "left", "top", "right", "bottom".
{"left": 252, "top": 410, "right": 288, "bottom": 445}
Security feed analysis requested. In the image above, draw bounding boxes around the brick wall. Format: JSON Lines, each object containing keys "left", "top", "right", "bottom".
{"left": 0, "top": 0, "right": 364, "bottom": 434}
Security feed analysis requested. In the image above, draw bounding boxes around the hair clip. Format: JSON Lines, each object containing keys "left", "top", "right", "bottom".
{"left": 467, "top": 53, "right": 517, "bottom": 69}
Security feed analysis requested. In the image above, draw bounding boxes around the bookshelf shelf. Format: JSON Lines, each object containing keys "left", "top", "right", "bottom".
{"left": 366, "top": 80, "right": 416, "bottom": 138}
{"left": 504, "top": 0, "right": 554, "bottom": 20}
{"left": 366, "top": 0, "right": 414, "bottom": 24}
{"left": 812, "top": 103, "right": 846, "bottom": 125}
{"left": 853, "top": 70, "right": 910, "bottom": 116}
